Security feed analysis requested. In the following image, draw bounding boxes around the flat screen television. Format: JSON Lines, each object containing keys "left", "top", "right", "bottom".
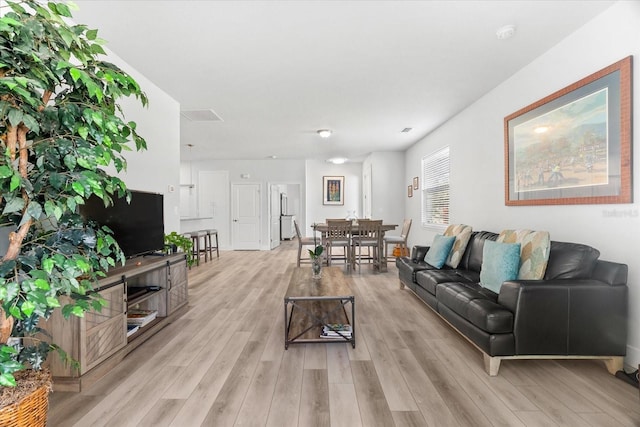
{"left": 80, "top": 190, "right": 165, "bottom": 258}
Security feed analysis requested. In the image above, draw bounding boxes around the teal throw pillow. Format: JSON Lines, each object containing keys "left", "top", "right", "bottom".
{"left": 480, "top": 240, "right": 521, "bottom": 293}
{"left": 424, "top": 234, "right": 456, "bottom": 269}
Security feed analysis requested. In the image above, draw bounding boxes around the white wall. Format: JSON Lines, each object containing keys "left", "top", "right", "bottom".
{"left": 181, "top": 159, "right": 306, "bottom": 249}
{"left": 404, "top": 1, "right": 640, "bottom": 367}
{"left": 365, "top": 152, "right": 406, "bottom": 232}
{"left": 305, "top": 160, "right": 362, "bottom": 236}
{"left": 101, "top": 50, "right": 182, "bottom": 235}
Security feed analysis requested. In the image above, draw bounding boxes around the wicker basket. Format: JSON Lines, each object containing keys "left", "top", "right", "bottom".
{"left": 0, "top": 374, "right": 50, "bottom": 427}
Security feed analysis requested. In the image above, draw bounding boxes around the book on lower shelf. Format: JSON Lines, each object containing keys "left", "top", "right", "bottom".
{"left": 127, "top": 309, "right": 158, "bottom": 327}
{"left": 127, "top": 324, "right": 140, "bottom": 337}
{"left": 321, "top": 324, "right": 352, "bottom": 339}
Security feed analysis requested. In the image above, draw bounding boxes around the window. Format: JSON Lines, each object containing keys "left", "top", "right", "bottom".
{"left": 421, "top": 146, "right": 450, "bottom": 227}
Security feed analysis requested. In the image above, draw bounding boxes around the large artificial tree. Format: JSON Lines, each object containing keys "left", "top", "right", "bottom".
{"left": 0, "top": 0, "right": 147, "bottom": 391}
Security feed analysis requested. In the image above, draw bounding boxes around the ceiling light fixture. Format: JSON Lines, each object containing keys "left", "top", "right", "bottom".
{"left": 317, "top": 129, "right": 332, "bottom": 138}
{"left": 328, "top": 157, "right": 347, "bottom": 164}
{"left": 496, "top": 24, "right": 516, "bottom": 40}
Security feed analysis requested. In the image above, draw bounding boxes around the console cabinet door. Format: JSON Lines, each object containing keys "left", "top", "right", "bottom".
{"left": 167, "top": 259, "right": 188, "bottom": 314}
{"left": 81, "top": 283, "right": 127, "bottom": 373}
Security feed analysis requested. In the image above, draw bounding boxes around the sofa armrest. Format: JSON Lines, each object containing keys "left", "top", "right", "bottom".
{"left": 411, "top": 245, "right": 430, "bottom": 262}
{"left": 498, "top": 279, "right": 627, "bottom": 355}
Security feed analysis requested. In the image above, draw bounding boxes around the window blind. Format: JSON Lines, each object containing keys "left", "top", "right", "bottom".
{"left": 421, "top": 146, "right": 450, "bottom": 227}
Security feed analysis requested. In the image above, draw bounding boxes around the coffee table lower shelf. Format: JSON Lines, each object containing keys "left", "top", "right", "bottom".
{"left": 284, "top": 295, "right": 355, "bottom": 349}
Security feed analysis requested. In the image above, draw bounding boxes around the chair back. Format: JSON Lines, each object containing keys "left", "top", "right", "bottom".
{"left": 400, "top": 218, "right": 412, "bottom": 239}
{"left": 326, "top": 220, "right": 352, "bottom": 241}
{"left": 294, "top": 219, "right": 302, "bottom": 239}
{"left": 354, "top": 219, "right": 382, "bottom": 242}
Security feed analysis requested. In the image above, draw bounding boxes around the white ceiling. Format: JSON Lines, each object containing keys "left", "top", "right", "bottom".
{"left": 71, "top": 1, "right": 615, "bottom": 163}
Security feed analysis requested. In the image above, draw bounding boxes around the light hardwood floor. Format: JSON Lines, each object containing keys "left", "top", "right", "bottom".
{"left": 48, "top": 241, "right": 640, "bottom": 426}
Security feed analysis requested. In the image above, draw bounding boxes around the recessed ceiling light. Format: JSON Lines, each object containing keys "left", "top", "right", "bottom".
{"left": 270, "top": 155, "right": 277, "bottom": 159}
{"left": 496, "top": 24, "right": 516, "bottom": 40}
{"left": 317, "top": 129, "right": 332, "bottom": 138}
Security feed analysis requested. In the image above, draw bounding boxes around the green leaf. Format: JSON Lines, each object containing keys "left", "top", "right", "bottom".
{"left": 0, "top": 373, "right": 16, "bottom": 387}
{"left": 46, "top": 297, "right": 61, "bottom": 308}
{"left": 9, "top": 174, "right": 20, "bottom": 191}
{"left": 21, "top": 301, "right": 35, "bottom": 317}
{"left": 86, "top": 29, "right": 98, "bottom": 40}
{"left": 34, "top": 279, "right": 50, "bottom": 290}
{"left": 0, "top": 165, "right": 12, "bottom": 178}
{"left": 69, "top": 68, "right": 82, "bottom": 83}
{"left": 42, "top": 258, "right": 54, "bottom": 274}
{"left": 55, "top": 2, "right": 72, "bottom": 17}
{"left": 7, "top": 109, "right": 23, "bottom": 127}
{"left": 78, "top": 126, "right": 89, "bottom": 140}
{"left": 71, "top": 306, "right": 85, "bottom": 317}
{"left": 2, "top": 197, "right": 24, "bottom": 214}
{"left": 26, "top": 201, "right": 43, "bottom": 220}
{"left": 71, "top": 181, "right": 85, "bottom": 196}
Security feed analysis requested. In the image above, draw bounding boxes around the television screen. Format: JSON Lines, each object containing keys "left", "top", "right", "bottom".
{"left": 80, "top": 190, "right": 165, "bottom": 258}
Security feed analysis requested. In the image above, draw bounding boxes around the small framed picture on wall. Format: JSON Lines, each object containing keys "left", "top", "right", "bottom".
{"left": 413, "top": 176, "right": 419, "bottom": 190}
{"left": 408, "top": 185, "right": 413, "bottom": 198}
{"left": 323, "top": 176, "right": 344, "bottom": 205}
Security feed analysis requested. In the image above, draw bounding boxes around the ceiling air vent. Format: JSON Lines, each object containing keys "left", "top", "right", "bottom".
{"left": 181, "top": 109, "right": 223, "bottom": 122}
{"left": 401, "top": 127, "right": 412, "bottom": 133}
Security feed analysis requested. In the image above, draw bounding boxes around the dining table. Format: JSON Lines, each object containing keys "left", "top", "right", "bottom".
{"left": 312, "top": 222, "right": 398, "bottom": 272}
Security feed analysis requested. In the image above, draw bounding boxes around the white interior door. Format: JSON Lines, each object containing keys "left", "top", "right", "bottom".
{"left": 231, "top": 183, "right": 261, "bottom": 250}
{"left": 269, "top": 184, "right": 281, "bottom": 249}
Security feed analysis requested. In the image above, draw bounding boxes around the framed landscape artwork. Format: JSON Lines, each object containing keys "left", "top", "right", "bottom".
{"left": 504, "top": 56, "right": 632, "bottom": 206}
{"left": 323, "top": 176, "right": 344, "bottom": 205}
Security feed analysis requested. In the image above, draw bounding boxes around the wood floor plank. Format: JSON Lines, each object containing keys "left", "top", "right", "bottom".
{"left": 138, "top": 399, "right": 185, "bottom": 427}
{"left": 168, "top": 331, "right": 251, "bottom": 426}
{"left": 328, "top": 383, "right": 362, "bottom": 427}
{"left": 202, "top": 340, "right": 265, "bottom": 426}
{"left": 350, "top": 360, "right": 396, "bottom": 427}
{"left": 360, "top": 323, "right": 418, "bottom": 411}
{"left": 265, "top": 345, "right": 305, "bottom": 427}
{"left": 233, "top": 360, "right": 281, "bottom": 427}
{"left": 299, "top": 368, "right": 330, "bottom": 427}
{"left": 429, "top": 339, "right": 527, "bottom": 426}
{"left": 326, "top": 343, "right": 353, "bottom": 384}
{"left": 391, "top": 410, "right": 429, "bottom": 427}
{"left": 46, "top": 244, "right": 640, "bottom": 426}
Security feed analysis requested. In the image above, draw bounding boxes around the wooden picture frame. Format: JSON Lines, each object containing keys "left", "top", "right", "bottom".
{"left": 413, "top": 176, "right": 419, "bottom": 190}
{"left": 323, "top": 176, "right": 344, "bottom": 205}
{"left": 504, "top": 56, "right": 632, "bottom": 206}
{"left": 408, "top": 185, "right": 413, "bottom": 198}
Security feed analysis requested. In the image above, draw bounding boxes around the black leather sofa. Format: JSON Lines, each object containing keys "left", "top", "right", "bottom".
{"left": 397, "top": 231, "right": 628, "bottom": 375}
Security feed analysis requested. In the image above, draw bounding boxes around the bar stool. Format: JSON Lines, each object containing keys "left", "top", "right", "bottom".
{"left": 201, "top": 229, "right": 219, "bottom": 260}
{"left": 188, "top": 230, "right": 207, "bottom": 266}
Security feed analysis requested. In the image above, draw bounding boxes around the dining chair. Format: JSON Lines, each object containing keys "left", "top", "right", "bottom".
{"left": 294, "top": 220, "right": 317, "bottom": 267}
{"left": 383, "top": 218, "right": 412, "bottom": 262}
{"left": 351, "top": 219, "right": 382, "bottom": 272}
{"left": 325, "top": 220, "right": 352, "bottom": 272}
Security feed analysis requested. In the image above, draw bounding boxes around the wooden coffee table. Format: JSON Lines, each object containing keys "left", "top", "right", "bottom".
{"left": 284, "top": 267, "right": 355, "bottom": 349}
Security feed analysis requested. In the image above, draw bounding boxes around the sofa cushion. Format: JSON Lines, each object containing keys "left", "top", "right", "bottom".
{"left": 436, "top": 282, "right": 513, "bottom": 334}
{"left": 544, "top": 241, "right": 600, "bottom": 280}
{"left": 480, "top": 241, "right": 521, "bottom": 293}
{"left": 415, "top": 269, "right": 475, "bottom": 296}
{"left": 443, "top": 224, "right": 473, "bottom": 268}
{"left": 424, "top": 234, "right": 456, "bottom": 268}
{"left": 497, "top": 229, "right": 550, "bottom": 280}
{"left": 460, "top": 231, "right": 498, "bottom": 272}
